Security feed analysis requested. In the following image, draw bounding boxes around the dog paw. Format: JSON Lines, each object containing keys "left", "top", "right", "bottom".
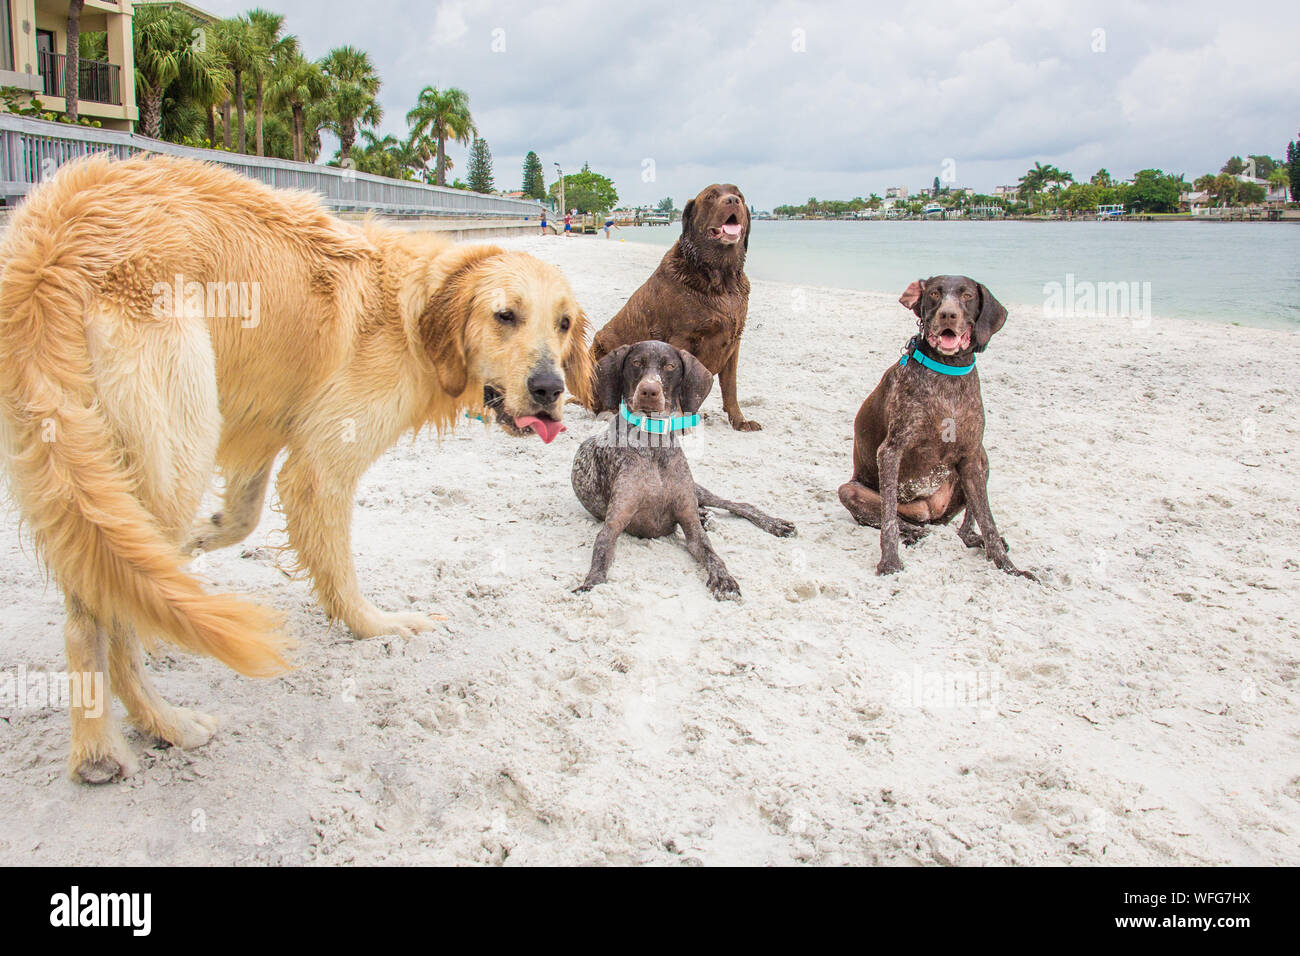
{"left": 69, "top": 746, "right": 139, "bottom": 785}
{"left": 707, "top": 572, "right": 741, "bottom": 600}
{"left": 732, "top": 419, "right": 762, "bottom": 432}
{"left": 573, "top": 575, "right": 604, "bottom": 594}
{"left": 876, "top": 556, "right": 904, "bottom": 576}
{"left": 765, "top": 518, "right": 797, "bottom": 538}
{"left": 160, "top": 708, "right": 220, "bottom": 750}
{"left": 900, "top": 523, "right": 930, "bottom": 546}
{"left": 350, "top": 610, "right": 444, "bottom": 639}
{"left": 697, "top": 508, "right": 714, "bottom": 530}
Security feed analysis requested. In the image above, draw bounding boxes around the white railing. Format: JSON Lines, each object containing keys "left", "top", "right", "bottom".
{"left": 0, "top": 114, "right": 544, "bottom": 218}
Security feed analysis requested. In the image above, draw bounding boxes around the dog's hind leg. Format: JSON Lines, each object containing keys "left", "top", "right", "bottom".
{"left": 64, "top": 595, "right": 138, "bottom": 784}
{"left": 695, "top": 484, "right": 795, "bottom": 537}
{"left": 185, "top": 458, "right": 275, "bottom": 554}
{"left": 108, "top": 623, "right": 218, "bottom": 750}
{"left": 838, "top": 480, "right": 929, "bottom": 544}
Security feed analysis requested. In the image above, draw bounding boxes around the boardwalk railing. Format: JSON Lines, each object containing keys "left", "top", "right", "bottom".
{"left": 0, "top": 114, "right": 545, "bottom": 218}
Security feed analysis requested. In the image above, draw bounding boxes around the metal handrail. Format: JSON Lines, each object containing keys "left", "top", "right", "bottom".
{"left": 0, "top": 113, "right": 546, "bottom": 218}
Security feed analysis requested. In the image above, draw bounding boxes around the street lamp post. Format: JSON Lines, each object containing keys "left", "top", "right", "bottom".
{"left": 553, "top": 162, "right": 565, "bottom": 220}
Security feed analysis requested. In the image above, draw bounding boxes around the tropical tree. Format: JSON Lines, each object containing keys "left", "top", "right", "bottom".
{"left": 522, "top": 150, "right": 545, "bottom": 198}
{"left": 216, "top": 17, "right": 255, "bottom": 152}
{"left": 1090, "top": 168, "right": 1113, "bottom": 186}
{"left": 406, "top": 86, "right": 475, "bottom": 186}
{"left": 268, "top": 52, "right": 325, "bottom": 162}
{"left": 1220, "top": 156, "right": 1246, "bottom": 175}
{"left": 64, "top": 1, "right": 86, "bottom": 122}
{"left": 1287, "top": 127, "right": 1300, "bottom": 202}
{"left": 655, "top": 196, "right": 673, "bottom": 214}
{"left": 246, "top": 8, "right": 297, "bottom": 156}
{"left": 132, "top": 3, "right": 228, "bottom": 140}
{"left": 1268, "top": 166, "right": 1290, "bottom": 199}
{"left": 467, "top": 137, "right": 494, "bottom": 193}
{"left": 548, "top": 163, "right": 618, "bottom": 213}
{"left": 318, "top": 45, "right": 382, "bottom": 164}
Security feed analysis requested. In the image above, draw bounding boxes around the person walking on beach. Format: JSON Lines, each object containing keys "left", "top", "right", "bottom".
{"left": 564, "top": 210, "right": 573, "bottom": 236}
{"left": 540, "top": 209, "right": 548, "bottom": 236}
{"left": 603, "top": 213, "right": 619, "bottom": 239}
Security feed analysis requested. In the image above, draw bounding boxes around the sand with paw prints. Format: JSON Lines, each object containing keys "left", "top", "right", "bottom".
{"left": 1, "top": 232, "right": 1297, "bottom": 865}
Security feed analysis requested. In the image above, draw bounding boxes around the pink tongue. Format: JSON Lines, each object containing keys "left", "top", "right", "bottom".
{"left": 515, "top": 415, "right": 566, "bottom": 443}
{"left": 721, "top": 223, "right": 743, "bottom": 236}
{"left": 940, "top": 332, "right": 959, "bottom": 347}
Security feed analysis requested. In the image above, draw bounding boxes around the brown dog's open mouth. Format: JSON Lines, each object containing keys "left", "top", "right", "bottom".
{"left": 928, "top": 327, "right": 972, "bottom": 354}
{"left": 484, "top": 386, "right": 566, "bottom": 443}
{"left": 709, "top": 213, "right": 744, "bottom": 243}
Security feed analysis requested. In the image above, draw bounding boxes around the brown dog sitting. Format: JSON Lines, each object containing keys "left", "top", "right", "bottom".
{"left": 589, "top": 184, "right": 760, "bottom": 431}
{"left": 838, "top": 275, "right": 1034, "bottom": 579}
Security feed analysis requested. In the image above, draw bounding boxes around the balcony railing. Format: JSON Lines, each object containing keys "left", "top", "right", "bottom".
{"left": 36, "top": 50, "right": 122, "bottom": 106}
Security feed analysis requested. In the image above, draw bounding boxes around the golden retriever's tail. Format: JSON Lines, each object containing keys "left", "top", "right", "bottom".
{"left": 0, "top": 195, "right": 291, "bottom": 678}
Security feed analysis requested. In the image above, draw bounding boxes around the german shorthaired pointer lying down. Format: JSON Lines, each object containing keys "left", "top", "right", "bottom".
{"left": 838, "top": 275, "right": 1035, "bottom": 580}
{"left": 571, "top": 340, "right": 795, "bottom": 599}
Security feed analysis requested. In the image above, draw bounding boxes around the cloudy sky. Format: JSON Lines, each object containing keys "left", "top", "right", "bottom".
{"left": 205, "top": 0, "right": 1300, "bottom": 209}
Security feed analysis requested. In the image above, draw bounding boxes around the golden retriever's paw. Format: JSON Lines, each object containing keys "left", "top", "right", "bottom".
{"left": 731, "top": 419, "right": 762, "bottom": 432}
{"left": 68, "top": 744, "right": 139, "bottom": 785}
{"left": 160, "top": 708, "right": 220, "bottom": 750}
{"left": 349, "top": 610, "right": 446, "bottom": 639}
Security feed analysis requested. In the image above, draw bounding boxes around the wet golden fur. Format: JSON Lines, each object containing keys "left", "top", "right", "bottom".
{"left": 0, "top": 154, "right": 592, "bottom": 782}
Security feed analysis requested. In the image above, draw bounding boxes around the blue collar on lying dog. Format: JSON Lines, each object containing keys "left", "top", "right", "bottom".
{"left": 619, "top": 401, "right": 700, "bottom": 433}
{"left": 899, "top": 347, "right": 976, "bottom": 376}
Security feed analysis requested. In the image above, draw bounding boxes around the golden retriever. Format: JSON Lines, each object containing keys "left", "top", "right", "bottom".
{"left": 0, "top": 154, "right": 592, "bottom": 783}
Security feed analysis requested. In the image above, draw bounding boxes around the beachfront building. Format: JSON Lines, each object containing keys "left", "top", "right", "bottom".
{"left": 1234, "top": 174, "right": 1289, "bottom": 204}
{"left": 992, "top": 185, "right": 1019, "bottom": 198}
{"left": 885, "top": 185, "right": 908, "bottom": 199}
{"left": 1, "top": 0, "right": 138, "bottom": 130}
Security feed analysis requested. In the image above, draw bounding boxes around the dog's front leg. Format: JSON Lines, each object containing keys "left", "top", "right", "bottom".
{"left": 679, "top": 508, "right": 740, "bottom": 600}
{"left": 574, "top": 495, "right": 636, "bottom": 592}
{"left": 277, "top": 451, "right": 443, "bottom": 638}
{"left": 956, "top": 448, "right": 1035, "bottom": 580}
{"left": 876, "top": 438, "right": 906, "bottom": 575}
{"left": 719, "top": 349, "right": 760, "bottom": 431}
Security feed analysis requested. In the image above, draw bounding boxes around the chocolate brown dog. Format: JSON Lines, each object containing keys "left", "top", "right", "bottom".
{"left": 589, "top": 184, "right": 759, "bottom": 430}
{"left": 839, "top": 276, "right": 1033, "bottom": 579}
{"left": 572, "top": 340, "right": 794, "bottom": 599}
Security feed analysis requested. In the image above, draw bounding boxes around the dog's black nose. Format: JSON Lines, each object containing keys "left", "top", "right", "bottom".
{"left": 528, "top": 369, "right": 565, "bottom": 406}
{"left": 721, "top": 194, "right": 741, "bottom": 205}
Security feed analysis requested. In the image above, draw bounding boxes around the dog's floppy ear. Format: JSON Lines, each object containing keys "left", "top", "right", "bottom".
{"left": 680, "top": 198, "right": 696, "bottom": 236}
{"left": 563, "top": 308, "right": 595, "bottom": 408}
{"left": 677, "top": 348, "right": 713, "bottom": 414}
{"left": 595, "top": 344, "right": 631, "bottom": 412}
{"left": 899, "top": 278, "right": 926, "bottom": 318}
{"left": 973, "top": 283, "right": 1008, "bottom": 352}
{"left": 417, "top": 247, "right": 504, "bottom": 396}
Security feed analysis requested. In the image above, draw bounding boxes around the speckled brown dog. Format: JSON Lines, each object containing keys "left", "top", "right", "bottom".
{"left": 572, "top": 341, "right": 795, "bottom": 600}
{"left": 839, "top": 276, "right": 1034, "bottom": 579}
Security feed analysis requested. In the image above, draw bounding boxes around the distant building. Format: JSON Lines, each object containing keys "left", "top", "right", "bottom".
{"left": 2, "top": 0, "right": 141, "bottom": 130}
{"left": 992, "top": 185, "right": 1019, "bottom": 198}
{"left": 1234, "top": 174, "right": 1288, "bottom": 203}
{"left": 885, "top": 185, "right": 908, "bottom": 199}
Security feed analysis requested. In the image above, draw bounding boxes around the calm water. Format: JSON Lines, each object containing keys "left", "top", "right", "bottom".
{"left": 620, "top": 220, "right": 1300, "bottom": 328}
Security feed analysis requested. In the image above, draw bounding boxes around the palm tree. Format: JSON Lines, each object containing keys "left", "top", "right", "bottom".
{"left": 319, "top": 46, "right": 382, "bottom": 164}
{"left": 132, "top": 4, "right": 229, "bottom": 140}
{"left": 246, "top": 9, "right": 296, "bottom": 156}
{"left": 268, "top": 53, "right": 326, "bottom": 162}
{"left": 64, "top": 1, "right": 86, "bottom": 122}
{"left": 406, "top": 86, "right": 476, "bottom": 186}
{"left": 217, "top": 17, "right": 255, "bottom": 152}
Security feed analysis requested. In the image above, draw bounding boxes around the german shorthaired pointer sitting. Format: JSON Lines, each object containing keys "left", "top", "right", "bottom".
{"left": 571, "top": 340, "right": 795, "bottom": 599}
{"left": 838, "top": 276, "right": 1034, "bottom": 579}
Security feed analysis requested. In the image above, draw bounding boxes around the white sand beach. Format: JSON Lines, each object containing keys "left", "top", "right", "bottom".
{"left": 1, "top": 234, "right": 1297, "bottom": 866}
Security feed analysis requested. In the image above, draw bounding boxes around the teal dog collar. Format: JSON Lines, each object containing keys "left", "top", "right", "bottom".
{"left": 619, "top": 401, "right": 700, "bottom": 433}
{"left": 899, "top": 348, "right": 976, "bottom": 376}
